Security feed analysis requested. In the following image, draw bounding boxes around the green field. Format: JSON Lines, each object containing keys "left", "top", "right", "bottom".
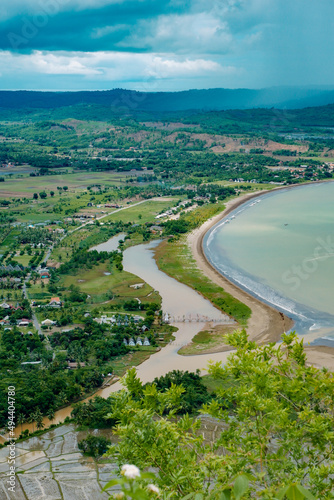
{"left": 61, "top": 261, "right": 160, "bottom": 305}
{"left": 0, "top": 170, "right": 128, "bottom": 197}
{"left": 103, "top": 198, "right": 183, "bottom": 224}
{"left": 178, "top": 325, "right": 236, "bottom": 355}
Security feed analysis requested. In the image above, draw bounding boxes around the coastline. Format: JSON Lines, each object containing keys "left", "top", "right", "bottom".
{"left": 188, "top": 188, "right": 334, "bottom": 369}
{"left": 188, "top": 190, "right": 295, "bottom": 344}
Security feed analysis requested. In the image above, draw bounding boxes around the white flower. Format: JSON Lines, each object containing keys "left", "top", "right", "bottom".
{"left": 114, "top": 493, "right": 125, "bottom": 499}
{"left": 147, "top": 484, "right": 160, "bottom": 495}
{"left": 121, "top": 464, "right": 141, "bottom": 479}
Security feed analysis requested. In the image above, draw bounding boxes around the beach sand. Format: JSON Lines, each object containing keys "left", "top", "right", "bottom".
{"left": 187, "top": 191, "right": 334, "bottom": 370}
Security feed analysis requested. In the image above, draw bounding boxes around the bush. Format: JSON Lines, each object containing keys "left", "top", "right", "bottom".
{"left": 78, "top": 435, "right": 111, "bottom": 457}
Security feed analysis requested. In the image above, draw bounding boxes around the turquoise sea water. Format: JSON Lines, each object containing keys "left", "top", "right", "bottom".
{"left": 204, "top": 182, "right": 334, "bottom": 345}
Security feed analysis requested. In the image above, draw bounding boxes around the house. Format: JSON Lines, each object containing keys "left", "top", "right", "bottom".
{"left": 40, "top": 271, "right": 50, "bottom": 279}
{"left": 18, "top": 319, "right": 30, "bottom": 327}
{"left": 130, "top": 282, "right": 144, "bottom": 289}
{"left": 150, "top": 225, "right": 163, "bottom": 234}
{"left": 128, "top": 338, "right": 136, "bottom": 347}
{"left": 67, "top": 362, "right": 86, "bottom": 369}
{"left": 123, "top": 338, "right": 128, "bottom": 346}
{"left": 41, "top": 319, "right": 56, "bottom": 326}
{"left": 136, "top": 338, "right": 143, "bottom": 346}
{"left": 143, "top": 337, "right": 150, "bottom": 346}
{"left": 49, "top": 297, "right": 62, "bottom": 307}
{"left": 0, "top": 316, "right": 10, "bottom": 326}
{"left": 141, "top": 325, "right": 149, "bottom": 332}
{"left": 0, "top": 302, "right": 11, "bottom": 309}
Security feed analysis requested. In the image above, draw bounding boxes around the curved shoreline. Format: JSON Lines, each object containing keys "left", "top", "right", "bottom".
{"left": 188, "top": 190, "right": 295, "bottom": 343}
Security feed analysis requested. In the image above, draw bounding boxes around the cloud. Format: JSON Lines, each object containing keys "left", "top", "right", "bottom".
{"left": 0, "top": 49, "right": 235, "bottom": 84}
{"left": 0, "top": 0, "right": 332, "bottom": 90}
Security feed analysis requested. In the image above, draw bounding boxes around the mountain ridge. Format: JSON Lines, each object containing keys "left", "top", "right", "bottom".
{"left": 1, "top": 87, "right": 334, "bottom": 111}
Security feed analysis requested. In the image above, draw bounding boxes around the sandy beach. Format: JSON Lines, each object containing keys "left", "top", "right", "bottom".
{"left": 188, "top": 191, "right": 294, "bottom": 344}
{"left": 188, "top": 190, "right": 334, "bottom": 369}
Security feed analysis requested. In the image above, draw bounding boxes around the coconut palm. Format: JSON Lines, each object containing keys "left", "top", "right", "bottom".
{"left": 17, "top": 413, "right": 25, "bottom": 434}
{"left": 46, "top": 408, "right": 55, "bottom": 424}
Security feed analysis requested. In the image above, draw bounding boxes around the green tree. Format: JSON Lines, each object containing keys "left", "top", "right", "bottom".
{"left": 78, "top": 435, "right": 111, "bottom": 457}
{"left": 104, "top": 332, "right": 333, "bottom": 499}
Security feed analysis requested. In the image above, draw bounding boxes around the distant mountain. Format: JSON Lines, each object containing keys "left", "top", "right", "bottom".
{"left": 1, "top": 87, "right": 334, "bottom": 112}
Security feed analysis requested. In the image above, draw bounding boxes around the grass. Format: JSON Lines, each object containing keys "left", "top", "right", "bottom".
{"left": 13, "top": 254, "right": 31, "bottom": 266}
{"left": 178, "top": 325, "right": 236, "bottom": 356}
{"left": 0, "top": 170, "right": 125, "bottom": 197}
{"left": 103, "top": 198, "right": 183, "bottom": 224}
{"left": 155, "top": 237, "right": 251, "bottom": 325}
{"left": 61, "top": 261, "right": 160, "bottom": 305}
{"left": 111, "top": 325, "right": 176, "bottom": 377}
{"left": 26, "top": 283, "right": 52, "bottom": 300}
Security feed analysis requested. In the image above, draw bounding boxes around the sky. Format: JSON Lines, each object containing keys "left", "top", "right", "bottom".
{"left": 0, "top": 0, "right": 333, "bottom": 91}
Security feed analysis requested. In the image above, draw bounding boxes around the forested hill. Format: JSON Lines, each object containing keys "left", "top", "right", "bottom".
{"left": 1, "top": 86, "right": 334, "bottom": 111}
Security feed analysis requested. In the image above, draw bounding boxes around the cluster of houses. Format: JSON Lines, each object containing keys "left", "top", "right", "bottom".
{"left": 31, "top": 297, "right": 62, "bottom": 308}
{"left": 123, "top": 337, "right": 151, "bottom": 347}
{"left": 0, "top": 316, "right": 32, "bottom": 329}
{"left": 0, "top": 264, "right": 24, "bottom": 273}
{"left": 155, "top": 200, "right": 193, "bottom": 220}
{"left": 94, "top": 314, "right": 144, "bottom": 326}
{"left": 0, "top": 276, "right": 22, "bottom": 286}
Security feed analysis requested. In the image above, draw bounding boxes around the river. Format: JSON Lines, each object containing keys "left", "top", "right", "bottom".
{"left": 7, "top": 235, "right": 234, "bottom": 438}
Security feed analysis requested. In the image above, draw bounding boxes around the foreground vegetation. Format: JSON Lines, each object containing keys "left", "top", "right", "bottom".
{"left": 101, "top": 332, "right": 334, "bottom": 499}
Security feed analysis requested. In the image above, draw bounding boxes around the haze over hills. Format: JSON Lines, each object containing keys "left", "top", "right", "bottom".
{"left": 1, "top": 87, "right": 334, "bottom": 112}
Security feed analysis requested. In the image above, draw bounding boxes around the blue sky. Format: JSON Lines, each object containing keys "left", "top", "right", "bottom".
{"left": 0, "top": 0, "right": 333, "bottom": 90}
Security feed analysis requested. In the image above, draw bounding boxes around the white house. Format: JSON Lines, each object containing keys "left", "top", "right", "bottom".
{"left": 41, "top": 319, "right": 56, "bottom": 326}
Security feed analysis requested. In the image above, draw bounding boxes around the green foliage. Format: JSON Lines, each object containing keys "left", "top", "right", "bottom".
{"left": 72, "top": 396, "right": 117, "bottom": 428}
{"left": 78, "top": 434, "right": 111, "bottom": 457}
{"left": 151, "top": 370, "right": 211, "bottom": 414}
{"left": 103, "top": 334, "right": 334, "bottom": 499}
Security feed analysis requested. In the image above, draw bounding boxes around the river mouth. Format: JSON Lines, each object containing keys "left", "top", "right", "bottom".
{"left": 204, "top": 182, "right": 334, "bottom": 347}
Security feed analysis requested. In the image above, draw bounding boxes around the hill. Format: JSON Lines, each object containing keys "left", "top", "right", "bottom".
{"left": 1, "top": 87, "right": 334, "bottom": 113}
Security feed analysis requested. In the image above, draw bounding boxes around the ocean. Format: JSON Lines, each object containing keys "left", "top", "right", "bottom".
{"left": 204, "top": 182, "right": 334, "bottom": 346}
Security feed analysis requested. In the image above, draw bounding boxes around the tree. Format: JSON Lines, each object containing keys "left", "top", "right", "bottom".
{"left": 78, "top": 435, "right": 111, "bottom": 457}
{"left": 33, "top": 193, "right": 38, "bottom": 200}
{"left": 63, "top": 186, "right": 68, "bottom": 191}
{"left": 39, "top": 191, "right": 47, "bottom": 199}
{"left": 17, "top": 413, "right": 25, "bottom": 434}
{"left": 35, "top": 408, "right": 45, "bottom": 430}
{"left": 46, "top": 408, "right": 55, "bottom": 423}
{"left": 104, "top": 332, "right": 333, "bottom": 499}
{"left": 50, "top": 191, "right": 55, "bottom": 197}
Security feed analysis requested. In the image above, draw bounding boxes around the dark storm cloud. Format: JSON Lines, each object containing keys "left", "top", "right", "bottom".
{"left": 0, "top": 0, "right": 333, "bottom": 90}
{"left": 0, "top": 0, "right": 186, "bottom": 52}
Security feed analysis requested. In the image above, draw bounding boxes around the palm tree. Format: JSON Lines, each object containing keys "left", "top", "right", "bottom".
{"left": 34, "top": 408, "right": 44, "bottom": 431}
{"left": 17, "top": 413, "right": 25, "bottom": 434}
{"left": 28, "top": 413, "right": 36, "bottom": 433}
{"left": 46, "top": 408, "right": 55, "bottom": 424}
